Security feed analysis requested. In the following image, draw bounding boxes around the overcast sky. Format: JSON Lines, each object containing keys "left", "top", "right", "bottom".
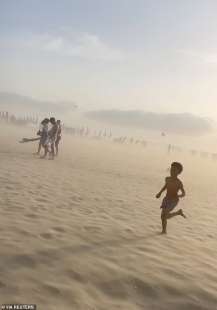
{"left": 1, "top": 0, "right": 217, "bottom": 118}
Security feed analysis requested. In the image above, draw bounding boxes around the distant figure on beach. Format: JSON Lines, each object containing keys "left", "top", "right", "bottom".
{"left": 41, "top": 117, "right": 58, "bottom": 160}
{"left": 190, "top": 149, "right": 197, "bottom": 156}
{"left": 156, "top": 162, "right": 186, "bottom": 234}
{"left": 48, "top": 117, "right": 58, "bottom": 160}
{"left": 212, "top": 153, "right": 217, "bottom": 161}
{"left": 35, "top": 118, "right": 49, "bottom": 155}
{"left": 85, "top": 127, "right": 89, "bottom": 136}
{"left": 142, "top": 140, "right": 147, "bottom": 147}
{"left": 55, "top": 120, "right": 62, "bottom": 156}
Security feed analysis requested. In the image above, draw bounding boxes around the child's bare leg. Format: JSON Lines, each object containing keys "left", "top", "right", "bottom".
{"left": 179, "top": 209, "right": 186, "bottom": 218}
{"left": 55, "top": 141, "right": 58, "bottom": 156}
{"left": 161, "top": 207, "right": 186, "bottom": 234}
{"left": 167, "top": 209, "right": 186, "bottom": 219}
{"left": 33, "top": 142, "right": 41, "bottom": 155}
{"left": 167, "top": 210, "right": 180, "bottom": 219}
{"left": 161, "top": 210, "right": 168, "bottom": 234}
{"left": 49, "top": 143, "right": 55, "bottom": 159}
{"left": 37, "top": 142, "right": 42, "bottom": 154}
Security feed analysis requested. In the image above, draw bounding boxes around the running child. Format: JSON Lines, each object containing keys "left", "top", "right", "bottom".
{"left": 156, "top": 162, "right": 186, "bottom": 234}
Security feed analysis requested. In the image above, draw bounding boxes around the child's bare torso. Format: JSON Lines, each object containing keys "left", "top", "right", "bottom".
{"left": 165, "top": 177, "right": 182, "bottom": 200}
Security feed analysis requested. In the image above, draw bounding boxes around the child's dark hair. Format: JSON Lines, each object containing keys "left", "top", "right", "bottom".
{"left": 171, "top": 162, "right": 183, "bottom": 174}
{"left": 50, "top": 117, "right": 56, "bottom": 123}
{"left": 41, "top": 118, "right": 49, "bottom": 125}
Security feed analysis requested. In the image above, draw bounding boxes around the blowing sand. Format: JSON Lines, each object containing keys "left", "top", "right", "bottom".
{"left": 0, "top": 124, "right": 217, "bottom": 310}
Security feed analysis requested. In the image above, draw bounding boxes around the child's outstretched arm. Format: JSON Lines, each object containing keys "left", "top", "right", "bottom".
{"left": 156, "top": 183, "right": 167, "bottom": 198}
{"left": 178, "top": 183, "right": 186, "bottom": 198}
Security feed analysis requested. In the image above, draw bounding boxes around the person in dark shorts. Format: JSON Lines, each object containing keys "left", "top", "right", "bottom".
{"left": 156, "top": 162, "right": 186, "bottom": 234}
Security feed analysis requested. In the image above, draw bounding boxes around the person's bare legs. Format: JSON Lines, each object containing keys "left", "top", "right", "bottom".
{"left": 33, "top": 142, "right": 42, "bottom": 155}
{"left": 49, "top": 143, "right": 55, "bottom": 160}
{"left": 161, "top": 208, "right": 186, "bottom": 234}
{"left": 55, "top": 141, "right": 59, "bottom": 156}
{"left": 40, "top": 145, "right": 48, "bottom": 158}
{"left": 37, "top": 142, "right": 42, "bottom": 154}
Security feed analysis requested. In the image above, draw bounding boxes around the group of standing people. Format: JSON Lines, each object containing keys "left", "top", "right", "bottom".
{"left": 35, "top": 117, "right": 62, "bottom": 160}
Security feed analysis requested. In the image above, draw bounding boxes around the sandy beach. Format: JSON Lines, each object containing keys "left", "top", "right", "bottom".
{"left": 0, "top": 124, "right": 217, "bottom": 310}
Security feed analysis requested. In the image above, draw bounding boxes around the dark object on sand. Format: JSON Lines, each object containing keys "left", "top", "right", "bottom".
{"left": 19, "top": 137, "right": 40, "bottom": 143}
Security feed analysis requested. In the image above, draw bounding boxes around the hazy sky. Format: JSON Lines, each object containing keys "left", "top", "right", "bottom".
{"left": 1, "top": 0, "right": 217, "bottom": 118}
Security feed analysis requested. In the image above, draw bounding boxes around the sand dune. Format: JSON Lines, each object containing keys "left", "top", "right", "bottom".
{"left": 0, "top": 124, "right": 217, "bottom": 310}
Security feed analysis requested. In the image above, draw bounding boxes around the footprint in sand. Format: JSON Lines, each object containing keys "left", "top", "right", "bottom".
{"left": 52, "top": 226, "right": 66, "bottom": 233}
{"left": 128, "top": 277, "right": 157, "bottom": 299}
{"left": 36, "top": 197, "right": 49, "bottom": 204}
{"left": 125, "top": 228, "right": 134, "bottom": 233}
{"left": 10, "top": 254, "right": 37, "bottom": 269}
{"left": 94, "top": 197, "right": 100, "bottom": 202}
{"left": 41, "top": 283, "right": 61, "bottom": 296}
{"left": 207, "top": 234, "right": 214, "bottom": 239}
{"left": 67, "top": 202, "right": 79, "bottom": 209}
{"left": 83, "top": 225, "right": 102, "bottom": 233}
{"left": 66, "top": 269, "right": 86, "bottom": 283}
{"left": 5, "top": 185, "right": 15, "bottom": 191}
{"left": 97, "top": 279, "right": 128, "bottom": 299}
{"left": 0, "top": 280, "right": 6, "bottom": 288}
{"left": 15, "top": 228, "right": 33, "bottom": 237}
{"left": 40, "top": 232, "right": 54, "bottom": 240}
{"left": 25, "top": 213, "right": 38, "bottom": 219}
{"left": 71, "top": 195, "right": 83, "bottom": 202}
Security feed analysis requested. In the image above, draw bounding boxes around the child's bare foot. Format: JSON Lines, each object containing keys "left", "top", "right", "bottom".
{"left": 179, "top": 209, "right": 186, "bottom": 218}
